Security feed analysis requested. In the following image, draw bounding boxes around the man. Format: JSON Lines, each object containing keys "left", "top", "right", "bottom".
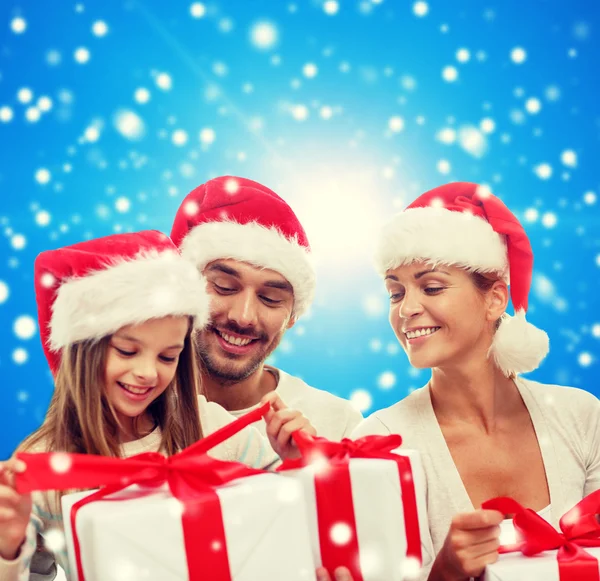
{"left": 171, "top": 176, "right": 363, "bottom": 440}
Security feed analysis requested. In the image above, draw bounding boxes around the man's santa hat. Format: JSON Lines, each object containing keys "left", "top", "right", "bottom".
{"left": 170, "top": 176, "right": 315, "bottom": 317}
{"left": 375, "top": 182, "right": 549, "bottom": 377}
{"left": 35, "top": 230, "right": 211, "bottom": 374}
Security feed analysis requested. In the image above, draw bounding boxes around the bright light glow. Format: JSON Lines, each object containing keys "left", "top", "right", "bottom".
{"left": 287, "top": 157, "right": 389, "bottom": 267}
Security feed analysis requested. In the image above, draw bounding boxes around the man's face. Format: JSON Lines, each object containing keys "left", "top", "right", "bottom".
{"left": 197, "top": 259, "right": 296, "bottom": 382}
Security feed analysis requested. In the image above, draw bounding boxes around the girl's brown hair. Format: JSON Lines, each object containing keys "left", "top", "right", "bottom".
{"left": 21, "top": 321, "right": 203, "bottom": 457}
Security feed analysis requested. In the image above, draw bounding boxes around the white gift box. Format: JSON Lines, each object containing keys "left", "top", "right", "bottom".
{"left": 62, "top": 473, "right": 317, "bottom": 581}
{"left": 283, "top": 449, "right": 431, "bottom": 581}
{"left": 483, "top": 547, "right": 600, "bottom": 581}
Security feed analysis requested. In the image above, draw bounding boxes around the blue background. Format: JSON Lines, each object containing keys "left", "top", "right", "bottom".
{"left": 1, "top": 0, "right": 599, "bottom": 458}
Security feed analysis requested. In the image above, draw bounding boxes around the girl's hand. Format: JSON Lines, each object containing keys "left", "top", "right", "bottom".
{"left": 316, "top": 566, "right": 354, "bottom": 581}
{"left": 261, "top": 392, "right": 316, "bottom": 460}
{"left": 430, "top": 509, "right": 503, "bottom": 581}
{"left": 0, "top": 457, "right": 32, "bottom": 561}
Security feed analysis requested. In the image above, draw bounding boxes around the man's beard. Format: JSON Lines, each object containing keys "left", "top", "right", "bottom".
{"left": 195, "top": 324, "right": 279, "bottom": 383}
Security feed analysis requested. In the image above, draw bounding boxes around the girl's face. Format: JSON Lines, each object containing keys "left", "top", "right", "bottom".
{"left": 385, "top": 262, "right": 500, "bottom": 370}
{"left": 104, "top": 316, "right": 189, "bottom": 430}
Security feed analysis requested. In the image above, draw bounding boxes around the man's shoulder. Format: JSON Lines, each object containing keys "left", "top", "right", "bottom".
{"left": 275, "top": 368, "right": 358, "bottom": 411}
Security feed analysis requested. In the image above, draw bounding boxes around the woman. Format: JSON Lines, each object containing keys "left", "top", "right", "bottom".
{"left": 353, "top": 182, "right": 600, "bottom": 580}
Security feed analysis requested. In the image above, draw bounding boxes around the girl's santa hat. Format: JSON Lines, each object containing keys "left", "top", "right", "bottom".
{"left": 375, "top": 182, "right": 549, "bottom": 376}
{"left": 170, "top": 176, "right": 315, "bottom": 318}
{"left": 35, "top": 230, "right": 211, "bottom": 373}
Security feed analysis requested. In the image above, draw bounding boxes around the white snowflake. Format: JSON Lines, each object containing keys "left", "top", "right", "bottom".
{"left": 350, "top": 389, "right": 372, "bottom": 413}
{"left": 0, "top": 281, "right": 8, "bottom": 303}
{"left": 319, "top": 106, "right": 333, "bottom": 120}
{"left": 413, "top": 1, "right": 429, "bottom": 17}
{"left": 510, "top": 47, "right": 527, "bottom": 64}
{"left": 113, "top": 109, "right": 145, "bottom": 141}
{"left": 199, "top": 127, "right": 216, "bottom": 144}
{"left": 13, "top": 348, "right": 28, "bottom": 364}
{"left": 190, "top": 2, "right": 206, "bottom": 18}
{"left": 329, "top": 522, "right": 353, "bottom": 545}
{"left": 171, "top": 129, "right": 188, "bottom": 146}
{"left": 541, "top": 212, "right": 557, "bottom": 228}
{"left": 11, "top": 17, "right": 27, "bottom": 33}
{"left": 560, "top": 149, "right": 577, "bottom": 168}
{"left": 291, "top": 104, "right": 309, "bottom": 121}
{"left": 155, "top": 72, "right": 172, "bottom": 91}
{"left": 36, "top": 210, "right": 51, "bottom": 226}
{"left": 11, "top": 234, "right": 26, "bottom": 250}
{"left": 115, "top": 197, "right": 131, "bottom": 213}
{"left": 74, "top": 47, "right": 90, "bottom": 64}
{"left": 25, "top": 107, "right": 41, "bottom": 123}
{"left": 38, "top": 96, "right": 53, "bottom": 112}
{"left": 0, "top": 106, "right": 14, "bottom": 122}
{"left": 92, "top": 20, "right": 109, "bottom": 37}
{"left": 250, "top": 21, "right": 278, "bottom": 50}
{"left": 437, "top": 159, "right": 451, "bottom": 174}
{"left": 436, "top": 127, "right": 456, "bottom": 144}
{"left": 17, "top": 87, "right": 33, "bottom": 104}
{"left": 323, "top": 1, "right": 339, "bottom": 15}
{"left": 480, "top": 118, "right": 496, "bottom": 133}
{"left": 442, "top": 66, "right": 458, "bottom": 82}
{"left": 377, "top": 371, "right": 396, "bottom": 389}
{"left": 458, "top": 126, "right": 487, "bottom": 158}
{"left": 456, "top": 48, "right": 470, "bottom": 63}
{"left": 525, "top": 97, "right": 542, "bottom": 114}
{"left": 534, "top": 163, "right": 552, "bottom": 180}
{"left": 35, "top": 168, "right": 51, "bottom": 184}
{"left": 134, "top": 87, "right": 151, "bottom": 104}
{"left": 524, "top": 208, "right": 539, "bottom": 222}
{"left": 388, "top": 115, "right": 405, "bottom": 133}
{"left": 303, "top": 63, "right": 318, "bottom": 78}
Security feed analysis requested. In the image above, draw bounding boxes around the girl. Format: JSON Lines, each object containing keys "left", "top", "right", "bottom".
{"left": 353, "top": 182, "right": 600, "bottom": 581}
{"left": 0, "top": 230, "right": 313, "bottom": 581}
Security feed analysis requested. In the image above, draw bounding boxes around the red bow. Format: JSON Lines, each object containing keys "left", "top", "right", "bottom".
{"left": 16, "top": 402, "right": 270, "bottom": 581}
{"left": 287, "top": 431, "right": 404, "bottom": 465}
{"left": 279, "top": 432, "right": 421, "bottom": 581}
{"left": 483, "top": 491, "right": 600, "bottom": 580}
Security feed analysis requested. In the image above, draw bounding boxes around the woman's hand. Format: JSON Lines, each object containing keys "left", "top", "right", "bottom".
{"left": 261, "top": 392, "right": 316, "bottom": 460}
{"left": 0, "top": 457, "right": 32, "bottom": 561}
{"left": 429, "top": 509, "right": 503, "bottom": 581}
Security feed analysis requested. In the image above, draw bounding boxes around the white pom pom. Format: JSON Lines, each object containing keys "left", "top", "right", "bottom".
{"left": 489, "top": 310, "right": 549, "bottom": 376}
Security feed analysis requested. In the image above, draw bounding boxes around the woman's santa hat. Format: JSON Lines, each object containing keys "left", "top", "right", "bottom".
{"left": 35, "top": 230, "right": 211, "bottom": 374}
{"left": 170, "top": 176, "right": 315, "bottom": 317}
{"left": 375, "top": 182, "right": 549, "bottom": 376}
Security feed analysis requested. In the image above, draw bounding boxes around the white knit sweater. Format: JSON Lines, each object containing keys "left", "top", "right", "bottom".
{"left": 352, "top": 378, "right": 600, "bottom": 580}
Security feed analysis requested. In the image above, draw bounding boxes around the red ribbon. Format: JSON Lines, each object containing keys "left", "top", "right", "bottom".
{"left": 483, "top": 491, "right": 600, "bottom": 581}
{"left": 16, "top": 402, "right": 271, "bottom": 581}
{"left": 278, "top": 431, "right": 422, "bottom": 581}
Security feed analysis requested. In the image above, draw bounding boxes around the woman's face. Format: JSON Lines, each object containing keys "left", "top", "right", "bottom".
{"left": 104, "top": 316, "right": 189, "bottom": 428}
{"left": 385, "top": 262, "right": 499, "bottom": 370}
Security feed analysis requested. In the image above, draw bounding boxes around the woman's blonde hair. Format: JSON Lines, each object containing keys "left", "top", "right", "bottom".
{"left": 21, "top": 320, "right": 203, "bottom": 457}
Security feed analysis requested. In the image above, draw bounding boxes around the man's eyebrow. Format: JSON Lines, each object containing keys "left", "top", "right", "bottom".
{"left": 263, "top": 280, "right": 293, "bottom": 292}
{"left": 206, "top": 263, "right": 240, "bottom": 277}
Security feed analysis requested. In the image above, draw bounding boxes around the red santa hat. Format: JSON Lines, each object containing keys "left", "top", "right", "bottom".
{"left": 35, "top": 230, "right": 211, "bottom": 374}
{"left": 170, "top": 176, "right": 315, "bottom": 318}
{"left": 375, "top": 182, "right": 549, "bottom": 376}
